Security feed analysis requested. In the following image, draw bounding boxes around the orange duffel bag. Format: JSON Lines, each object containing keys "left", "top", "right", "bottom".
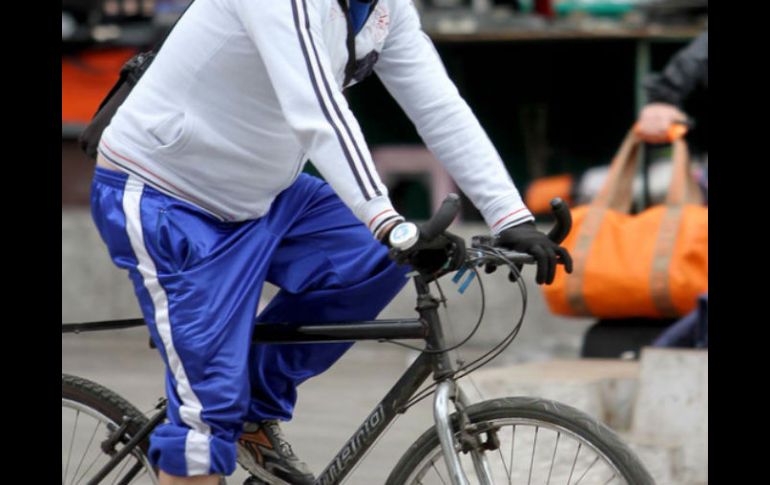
{"left": 543, "top": 129, "right": 708, "bottom": 318}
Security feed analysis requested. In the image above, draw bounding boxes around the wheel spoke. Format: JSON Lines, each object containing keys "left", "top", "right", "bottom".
{"left": 396, "top": 405, "right": 649, "bottom": 485}
{"left": 527, "top": 426, "right": 539, "bottom": 485}
{"left": 508, "top": 425, "right": 516, "bottom": 482}
{"left": 573, "top": 455, "right": 601, "bottom": 485}
{"left": 76, "top": 441, "right": 110, "bottom": 485}
{"left": 496, "top": 444, "right": 512, "bottom": 484}
{"left": 431, "top": 459, "right": 448, "bottom": 485}
{"left": 567, "top": 442, "right": 581, "bottom": 485}
{"left": 111, "top": 454, "right": 132, "bottom": 485}
{"left": 110, "top": 457, "right": 128, "bottom": 485}
{"left": 602, "top": 472, "right": 618, "bottom": 485}
{"left": 65, "top": 409, "right": 80, "bottom": 484}
{"left": 72, "top": 420, "right": 102, "bottom": 485}
{"left": 546, "top": 432, "right": 560, "bottom": 485}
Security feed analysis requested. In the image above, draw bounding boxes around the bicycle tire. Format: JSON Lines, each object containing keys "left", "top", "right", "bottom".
{"left": 386, "top": 396, "right": 654, "bottom": 485}
{"left": 62, "top": 373, "right": 158, "bottom": 485}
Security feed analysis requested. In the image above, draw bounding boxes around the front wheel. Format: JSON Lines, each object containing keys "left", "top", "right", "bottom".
{"left": 387, "top": 397, "right": 654, "bottom": 485}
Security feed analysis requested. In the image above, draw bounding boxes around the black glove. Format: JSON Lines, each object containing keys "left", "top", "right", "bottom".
{"left": 493, "top": 221, "right": 573, "bottom": 285}
{"left": 383, "top": 223, "right": 466, "bottom": 276}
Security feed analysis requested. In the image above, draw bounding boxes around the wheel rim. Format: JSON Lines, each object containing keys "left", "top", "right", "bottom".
{"left": 62, "top": 398, "right": 158, "bottom": 485}
{"left": 404, "top": 417, "right": 629, "bottom": 485}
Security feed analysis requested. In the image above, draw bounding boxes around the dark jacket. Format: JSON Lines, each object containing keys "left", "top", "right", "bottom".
{"left": 644, "top": 31, "right": 708, "bottom": 107}
{"left": 644, "top": 31, "right": 708, "bottom": 154}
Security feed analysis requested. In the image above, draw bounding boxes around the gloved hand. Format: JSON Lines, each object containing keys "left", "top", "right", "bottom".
{"left": 382, "top": 223, "right": 466, "bottom": 276}
{"left": 491, "top": 221, "right": 573, "bottom": 285}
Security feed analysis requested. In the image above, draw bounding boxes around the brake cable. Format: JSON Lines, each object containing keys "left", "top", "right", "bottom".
{"left": 397, "top": 246, "right": 529, "bottom": 412}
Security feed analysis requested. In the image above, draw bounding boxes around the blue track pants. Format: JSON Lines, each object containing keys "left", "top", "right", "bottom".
{"left": 90, "top": 168, "right": 409, "bottom": 476}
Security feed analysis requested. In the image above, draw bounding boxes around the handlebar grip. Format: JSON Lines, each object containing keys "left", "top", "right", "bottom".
{"left": 420, "top": 193, "right": 461, "bottom": 241}
{"left": 546, "top": 198, "right": 572, "bottom": 245}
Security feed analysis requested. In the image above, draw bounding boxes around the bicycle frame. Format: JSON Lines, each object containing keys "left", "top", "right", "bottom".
{"left": 75, "top": 272, "right": 479, "bottom": 485}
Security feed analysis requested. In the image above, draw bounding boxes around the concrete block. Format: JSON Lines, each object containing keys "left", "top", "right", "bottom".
{"left": 621, "top": 433, "right": 683, "bottom": 485}
{"left": 631, "top": 348, "right": 708, "bottom": 484}
{"left": 463, "top": 359, "right": 639, "bottom": 430}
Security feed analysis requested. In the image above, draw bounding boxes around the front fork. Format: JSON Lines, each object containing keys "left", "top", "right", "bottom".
{"left": 433, "top": 380, "right": 496, "bottom": 485}
{"left": 416, "top": 275, "right": 496, "bottom": 485}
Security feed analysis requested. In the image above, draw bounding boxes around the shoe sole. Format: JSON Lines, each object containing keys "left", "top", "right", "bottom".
{"left": 236, "top": 443, "right": 293, "bottom": 485}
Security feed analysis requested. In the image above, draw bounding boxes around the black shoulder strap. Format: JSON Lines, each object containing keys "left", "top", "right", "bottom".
{"left": 94, "top": 1, "right": 195, "bottom": 112}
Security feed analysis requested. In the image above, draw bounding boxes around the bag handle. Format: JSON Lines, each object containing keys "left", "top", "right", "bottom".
{"left": 666, "top": 136, "right": 704, "bottom": 206}
{"left": 590, "top": 129, "right": 642, "bottom": 213}
{"left": 592, "top": 124, "right": 701, "bottom": 213}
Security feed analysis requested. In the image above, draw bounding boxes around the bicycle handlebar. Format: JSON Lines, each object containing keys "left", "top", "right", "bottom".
{"left": 417, "top": 193, "right": 572, "bottom": 273}
{"left": 545, "top": 197, "right": 571, "bottom": 245}
{"left": 420, "top": 193, "right": 461, "bottom": 241}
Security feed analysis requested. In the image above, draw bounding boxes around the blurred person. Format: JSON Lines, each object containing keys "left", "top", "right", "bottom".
{"left": 89, "top": 0, "right": 571, "bottom": 484}
{"left": 633, "top": 30, "right": 708, "bottom": 352}
{"left": 636, "top": 31, "right": 708, "bottom": 147}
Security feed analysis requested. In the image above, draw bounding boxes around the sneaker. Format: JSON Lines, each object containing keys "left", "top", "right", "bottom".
{"left": 237, "top": 420, "right": 315, "bottom": 485}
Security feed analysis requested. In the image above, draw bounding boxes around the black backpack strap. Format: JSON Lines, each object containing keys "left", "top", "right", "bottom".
{"left": 90, "top": 1, "right": 196, "bottom": 117}
{"left": 148, "top": 0, "right": 197, "bottom": 53}
{"left": 78, "top": 2, "right": 197, "bottom": 159}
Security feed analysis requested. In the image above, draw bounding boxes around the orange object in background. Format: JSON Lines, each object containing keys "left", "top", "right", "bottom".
{"left": 62, "top": 48, "right": 138, "bottom": 124}
{"left": 525, "top": 174, "right": 574, "bottom": 215}
{"left": 632, "top": 120, "right": 689, "bottom": 143}
{"left": 543, "top": 129, "right": 708, "bottom": 319}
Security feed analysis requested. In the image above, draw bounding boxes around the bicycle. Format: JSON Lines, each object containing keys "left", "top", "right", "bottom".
{"left": 62, "top": 195, "right": 655, "bottom": 485}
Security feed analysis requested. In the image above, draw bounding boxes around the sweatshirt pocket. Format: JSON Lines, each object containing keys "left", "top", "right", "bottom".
{"left": 149, "top": 112, "right": 193, "bottom": 154}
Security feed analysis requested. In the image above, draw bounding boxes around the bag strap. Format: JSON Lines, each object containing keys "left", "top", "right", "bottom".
{"left": 564, "top": 129, "right": 643, "bottom": 314}
{"left": 666, "top": 138, "right": 703, "bottom": 206}
{"left": 648, "top": 136, "right": 704, "bottom": 316}
{"left": 595, "top": 128, "right": 702, "bottom": 211}
{"left": 591, "top": 129, "right": 642, "bottom": 213}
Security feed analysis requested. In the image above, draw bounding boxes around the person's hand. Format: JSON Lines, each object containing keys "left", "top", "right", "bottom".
{"left": 382, "top": 222, "right": 466, "bottom": 276}
{"left": 635, "top": 103, "right": 688, "bottom": 143}
{"left": 493, "top": 221, "right": 572, "bottom": 285}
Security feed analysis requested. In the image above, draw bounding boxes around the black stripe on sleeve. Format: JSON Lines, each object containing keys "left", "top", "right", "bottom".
{"left": 291, "top": 0, "right": 372, "bottom": 200}
{"left": 300, "top": 0, "right": 382, "bottom": 198}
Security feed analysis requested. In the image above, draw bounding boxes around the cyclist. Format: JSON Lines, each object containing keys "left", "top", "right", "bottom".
{"left": 90, "top": 0, "right": 572, "bottom": 484}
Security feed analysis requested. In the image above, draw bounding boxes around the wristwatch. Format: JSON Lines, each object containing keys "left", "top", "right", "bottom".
{"left": 388, "top": 222, "right": 420, "bottom": 251}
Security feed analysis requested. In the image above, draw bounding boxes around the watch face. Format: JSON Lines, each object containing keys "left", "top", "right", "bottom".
{"left": 391, "top": 224, "right": 411, "bottom": 242}
{"left": 390, "top": 222, "right": 418, "bottom": 248}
